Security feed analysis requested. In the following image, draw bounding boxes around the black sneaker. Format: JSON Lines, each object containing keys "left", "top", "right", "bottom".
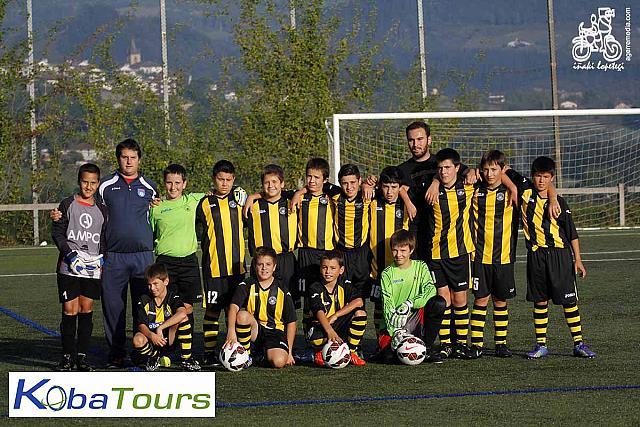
{"left": 145, "top": 355, "right": 160, "bottom": 372}
{"left": 425, "top": 350, "right": 444, "bottom": 364}
{"left": 106, "top": 356, "right": 125, "bottom": 369}
{"left": 201, "top": 352, "right": 221, "bottom": 367}
{"left": 454, "top": 343, "right": 481, "bottom": 360}
{"left": 76, "top": 353, "right": 95, "bottom": 372}
{"left": 180, "top": 358, "right": 202, "bottom": 372}
{"left": 56, "top": 354, "right": 73, "bottom": 371}
{"left": 494, "top": 344, "right": 512, "bottom": 358}
{"left": 439, "top": 344, "right": 454, "bottom": 359}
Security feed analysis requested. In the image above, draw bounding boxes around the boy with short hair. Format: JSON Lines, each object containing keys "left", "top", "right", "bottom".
{"left": 149, "top": 163, "right": 203, "bottom": 371}
{"left": 469, "top": 150, "right": 519, "bottom": 358}
{"left": 305, "top": 250, "right": 368, "bottom": 366}
{"left": 225, "top": 246, "right": 297, "bottom": 368}
{"left": 132, "top": 263, "right": 190, "bottom": 371}
{"left": 52, "top": 163, "right": 108, "bottom": 371}
{"left": 506, "top": 156, "right": 595, "bottom": 359}
{"left": 195, "top": 160, "right": 247, "bottom": 365}
{"left": 368, "top": 166, "right": 411, "bottom": 337}
{"left": 379, "top": 230, "right": 446, "bottom": 363}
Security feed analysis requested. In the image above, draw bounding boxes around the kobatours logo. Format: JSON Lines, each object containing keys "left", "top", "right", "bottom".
{"left": 572, "top": 7, "right": 631, "bottom": 72}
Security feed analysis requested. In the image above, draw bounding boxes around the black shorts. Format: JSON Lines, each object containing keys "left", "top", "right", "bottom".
{"left": 472, "top": 261, "right": 516, "bottom": 300}
{"left": 526, "top": 248, "right": 577, "bottom": 305}
{"left": 57, "top": 273, "right": 101, "bottom": 303}
{"left": 157, "top": 254, "right": 203, "bottom": 305}
{"left": 428, "top": 254, "right": 471, "bottom": 292}
{"left": 276, "top": 251, "right": 296, "bottom": 292}
{"left": 369, "top": 277, "right": 382, "bottom": 303}
{"left": 296, "top": 248, "right": 325, "bottom": 299}
{"left": 339, "top": 245, "right": 371, "bottom": 298}
{"left": 254, "top": 324, "right": 289, "bottom": 352}
{"left": 202, "top": 274, "right": 245, "bottom": 311}
{"left": 305, "top": 310, "right": 365, "bottom": 347}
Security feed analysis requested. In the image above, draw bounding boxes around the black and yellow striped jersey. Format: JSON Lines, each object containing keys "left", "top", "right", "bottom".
{"left": 331, "top": 192, "right": 371, "bottom": 250}
{"left": 368, "top": 196, "right": 410, "bottom": 279}
{"left": 196, "top": 193, "right": 246, "bottom": 278}
{"left": 473, "top": 183, "right": 518, "bottom": 264}
{"left": 247, "top": 197, "right": 297, "bottom": 256}
{"left": 136, "top": 291, "right": 184, "bottom": 332}
{"left": 298, "top": 193, "right": 335, "bottom": 250}
{"left": 306, "top": 278, "right": 360, "bottom": 324}
{"left": 428, "top": 180, "right": 475, "bottom": 260}
{"left": 505, "top": 169, "right": 579, "bottom": 252}
{"left": 231, "top": 277, "right": 297, "bottom": 331}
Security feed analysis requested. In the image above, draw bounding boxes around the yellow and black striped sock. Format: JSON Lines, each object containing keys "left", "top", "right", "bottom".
{"left": 493, "top": 305, "right": 509, "bottom": 345}
{"left": 347, "top": 314, "right": 367, "bottom": 351}
{"left": 563, "top": 303, "right": 583, "bottom": 344}
{"left": 203, "top": 311, "right": 220, "bottom": 355}
{"left": 454, "top": 304, "right": 469, "bottom": 345}
{"left": 137, "top": 341, "right": 158, "bottom": 358}
{"left": 373, "top": 302, "right": 383, "bottom": 336}
{"left": 470, "top": 304, "right": 487, "bottom": 347}
{"left": 236, "top": 323, "right": 253, "bottom": 354}
{"left": 534, "top": 303, "right": 548, "bottom": 345}
{"left": 178, "top": 322, "right": 193, "bottom": 360}
{"left": 439, "top": 306, "right": 452, "bottom": 345}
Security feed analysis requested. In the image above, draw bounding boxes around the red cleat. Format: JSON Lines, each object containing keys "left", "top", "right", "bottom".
{"left": 314, "top": 350, "right": 325, "bottom": 367}
{"left": 350, "top": 351, "right": 366, "bottom": 366}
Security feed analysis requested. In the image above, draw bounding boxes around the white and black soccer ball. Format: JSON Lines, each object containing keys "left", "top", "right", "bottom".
{"left": 321, "top": 341, "right": 350, "bottom": 369}
{"left": 220, "top": 342, "right": 249, "bottom": 372}
{"left": 396, "top": 335, "right": 427, "bottom": 366}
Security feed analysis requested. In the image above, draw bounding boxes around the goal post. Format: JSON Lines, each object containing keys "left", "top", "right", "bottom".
{"left": 327, "top": 108, "right": 640, "bottom": 228}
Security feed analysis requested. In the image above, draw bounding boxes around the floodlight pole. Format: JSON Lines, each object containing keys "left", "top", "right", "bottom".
{"left": 289, "top": 0, "right": 296, "bottom": 30}
{"left": 27, "top": 0, "right": 39, "bottom": 245}
{"left": 547, "top": 0, "right": 562, "bottom": 187}
{"left": 417, "top": 0, "right": 428, "bottom": 101}
{"left": 160, "top": 0, "right": 171, "bottom": 145}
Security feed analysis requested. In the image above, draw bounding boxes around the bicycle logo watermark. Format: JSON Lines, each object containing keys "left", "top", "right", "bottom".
{"left": 572, "top": 7, "right": 631, "bottom": 72}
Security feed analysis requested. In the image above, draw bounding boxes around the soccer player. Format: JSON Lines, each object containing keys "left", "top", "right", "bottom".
{"left": 245, "top": 164, "right": 297, "bottom": 292}
{"left": 51, "top": 163, "right": 108, "bottom": 371}
{"left": 132, "top": 263, "right": 189, "bottom": 371}
{"left": 368, "top": 166, "right": 411, "bottom": 337}
{"left": 195, "top": 160, "right": 246, "bottom": 365}
{"left": 428, "top": 148, "right": 477, "bottom": 360}
{"left": 224, "top": 246, "right": 297, "bottom": 368}
{"left": 469, "top": 150, "right": 519, "bottom": 358}
{"left": 505, "top": 157, "right": 596, "bottom": 359}
{"left": 305, "top": 250, "right": 367, "bottom": 366}
{"left": 149, "top": 163, "right": 203, "bottom": 371}
{"left": 379, "top": 229, "right": 446, "bottom": 364}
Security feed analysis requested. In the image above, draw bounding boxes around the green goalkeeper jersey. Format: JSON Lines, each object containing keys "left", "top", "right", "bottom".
{"left": 150, "top": 193, "right": 205, "bottom": 257}
{"left": 380, "top": 260, "right": 436, "bottom": 334}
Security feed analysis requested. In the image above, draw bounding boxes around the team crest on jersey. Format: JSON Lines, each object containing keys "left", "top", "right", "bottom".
{"left": 477, "top": 192, "right": 486, "bottom": 197}
{"left": 355, "top": 202, "right": 363, "bottom": 208}
{"left": 268, "top": 296, "right": 277, "bottom": 305}
{"left": 457, "top": 189, "right": 465, "bottom": 196}
{"left": 497, "top": 192, "right": 505, "bottom": 201}
{"left": 395, "top": 209, "right": 403, "bottom": 218}
{"left": 319, "top": 197, "right": 328, "bottom": 205}
{"left": 229, "top": 200, "right": 237, "bottom": 209}
{"left": 279, "top": 207, "right": 287, "bottom": 215}
{"left": 137, "top": 188, "right": 146, "bottom": 198}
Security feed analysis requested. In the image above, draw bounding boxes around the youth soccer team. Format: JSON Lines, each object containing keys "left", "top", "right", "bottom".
{"left": 51, "top": 121, "right": 596, "bottom": 372}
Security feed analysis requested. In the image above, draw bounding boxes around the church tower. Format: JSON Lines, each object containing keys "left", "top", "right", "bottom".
{"left": 129, "top": 38, "right": 141, "bottom": 66}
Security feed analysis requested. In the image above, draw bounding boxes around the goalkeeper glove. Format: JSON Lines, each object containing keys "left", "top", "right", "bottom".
{"left": 233, "top": 187, "right": 248, "bottom": 207}
{"left": 83, "top": 254, "right": 104, "bottom": 272}
{"left": 391, "top": 329, "right": 412, "bottom": 351}
{"left": 389, "top": 300, "right": 413, "bottom": 329}
{"left": 70, "top": 257, "right": 89, "bottom": 275}
{"left": 396, "top": 300, "right": 413, "bottom": 316}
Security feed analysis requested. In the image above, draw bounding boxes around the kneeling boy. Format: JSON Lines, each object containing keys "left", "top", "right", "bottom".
{"left": 305, "top": 250, "right": 368, "bottom": 367}
{"left": 225, "top": 246, "right": 297, "bottom": 368}
{"left": 132, "top": 263, "right": 200, "bottom": 371}
{"left": 379, "top": 229, "right": 446, "bottom": 363}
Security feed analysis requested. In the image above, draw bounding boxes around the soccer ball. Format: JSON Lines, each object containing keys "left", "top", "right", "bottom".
{"left": 220, "top": 343, "right": 249, "bottom": 372}
{"left": 396, "top": 335, "right": 427, "bottom": 366}
{"left": 321, "top": 341, "right": 351, "bottom": 369}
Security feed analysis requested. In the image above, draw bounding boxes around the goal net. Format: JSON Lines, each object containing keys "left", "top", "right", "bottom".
{"left": 327, "top": 110, "right": 640, "bottom": 228}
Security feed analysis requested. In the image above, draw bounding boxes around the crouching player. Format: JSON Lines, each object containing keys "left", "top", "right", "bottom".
{"left": 51, "top": 163, "right": 107, "bottom": 371}
{"left": 379, "top": 230, "right": 446, "bottom": 363}
{"left": 305, "top": 250, "right": 368, "bottom": 367}
{"left": 225, "top": 247, "right": 296, "bottom": 368}
{"left": 132, "top": 263, "right": 193, "bottom": 371}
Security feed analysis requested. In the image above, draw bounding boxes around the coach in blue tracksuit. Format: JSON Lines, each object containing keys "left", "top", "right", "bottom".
{"left": 98, "top": 139, "right": 157, "bottom": 367}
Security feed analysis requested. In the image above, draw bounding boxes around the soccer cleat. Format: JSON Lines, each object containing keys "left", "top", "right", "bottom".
{"left": 573, "top": 342, "right": 596, "bottom": 358}
{"left": 145, "top": 356, "right": 160, "bottom": 372}
{"left": 454, "top": 344, "right": 482, "bottom": 360}
{"left": 349, "top": 351, "right": 366, "bottom": 366}
{"left": 243, "top": 356, "right": 253, "bottom": 369}
{"left": 76, "top": 353, "right": 94, "bottom": 372}
{"left": 106, "top": 356, "right": 124, "bottom": 369}
{"left": 201, "top": 352, "right": 221, "bottom": 367}
{"left": 293, "top": 349, "right": 315, "bottom": 364}
{"left": 56, "top": 354, "right": 73, "bottom": 371}
{"left": 526, "top": 344, "right": 549, "bottom": 359}
{"left": 439, "top": 344, "right": 454, "bottom": 359}
{"left": 180, "top": 358, "right": 202, "bottom": 372}
{"left": 425, "top": 350, "right": 444, "bottom": 364}
{"left": 494, "top": 344, "right": 512, "bottom": 358}
{"left": 314, "top": 350, "right": 325, "bottom": 367}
